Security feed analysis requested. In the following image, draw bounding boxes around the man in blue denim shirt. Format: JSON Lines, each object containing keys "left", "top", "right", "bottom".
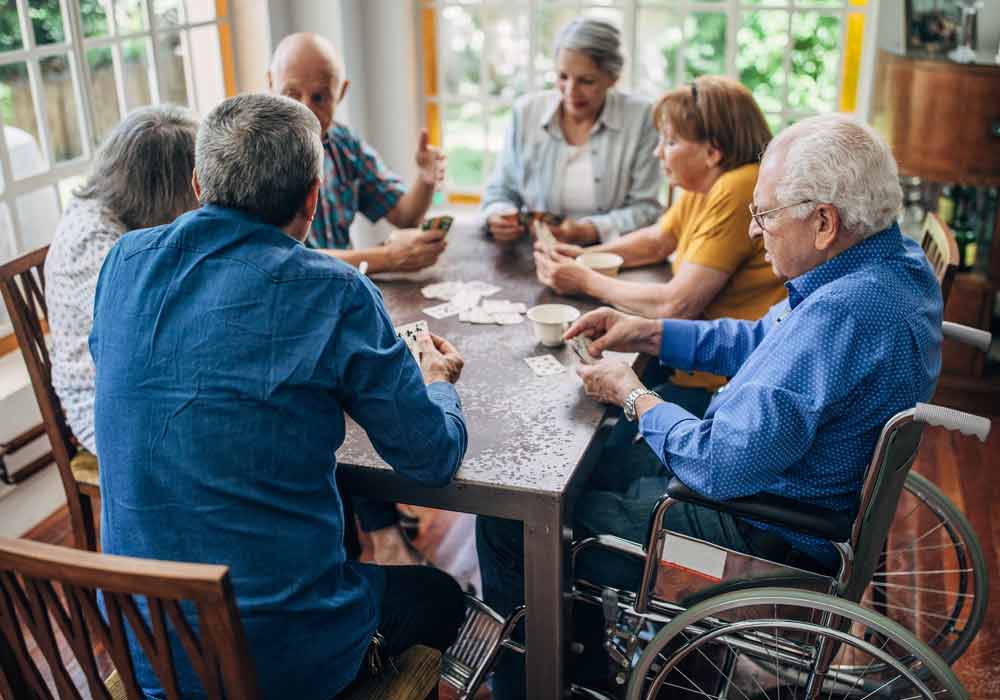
{"left": 91, "top": 93, "right": 468, "bottom": 700}
{"left": 477, "top": 114, "right": 942, "bottom": 699}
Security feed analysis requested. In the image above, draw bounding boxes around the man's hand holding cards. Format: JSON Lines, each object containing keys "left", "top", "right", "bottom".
{"left": 421, "top": 215, "right": 454, "bottom": 235}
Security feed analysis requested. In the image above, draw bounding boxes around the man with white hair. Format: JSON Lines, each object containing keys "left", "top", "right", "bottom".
{"left": 477, "top": 114, "right": 943, "bottom": 699}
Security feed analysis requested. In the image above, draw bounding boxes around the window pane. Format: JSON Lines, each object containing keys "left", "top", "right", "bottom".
{"left": 1, "top": 0, "right": 25, "bottom": 52}
{"left": 57, "top": 173, "right": 85, "bottom": 207}
{"left": 85, "top": 47, "right": 120, "bottom": 143}
{"left": 122, "top": 38, "right": 152, "bottom": 109}
{"left": 684, "top": 13, "right": 726, "bottom": 81}
{"left": 484, "top": 103, "right": 510, "bottom": 186}
{"left": 533, "top": 4, "right": 579, "bottom": 88}
{"left": 441, "top": 5, "right": 481, "bottom": 99}
{"left": 789, "top": 12, "right": 841, "bottom": 113}
{"left": 737, "top": 11, "right": 788, "bottom": 115}
{"left": 0, "top": 63, "right": 43, "bottom": 174}
{"left": 80, "top": 0, "right": 112, "bottom": 38}
{"left": 0, "top": 203, "right": 14, "bottom": 268}
{"left": 16, "top": 184, "right": 60, "bottom": 251}
{"left": 115, "top": 0, "right": 148, "bottom": 33}
{"left": 151, "top": 0, "right": 184, "bottom": 28}
{"left": 444, "top": 101, "right": 483, "bottom": 191}
{"left": 28, "top": 0, "right": 65, "bottom": 45}
{"left": 637, "top": 8, "right": 682, "bottom": 97}
{"left": 482, "top": 6, "right": 528, "bottom": 101}
{"left": 156, "top": 31, "right": 189, "bottom": 105}
{"left": 184, "top": 0, "right": 218, "bottom": 24}
{"left": 188, "top": 24, "right": 226, "bottom": 113}
{"left": 40, "top": 54, "right": 83, "bottom": 162}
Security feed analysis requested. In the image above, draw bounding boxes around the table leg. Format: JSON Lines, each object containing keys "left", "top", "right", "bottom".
{"left": 523, "top": 502, "right": 568, "bottom": 698}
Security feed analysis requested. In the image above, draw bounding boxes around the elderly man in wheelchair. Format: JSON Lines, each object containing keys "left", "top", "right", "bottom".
{"left": 462, "top": 114, "right": 989, "bottom": 700}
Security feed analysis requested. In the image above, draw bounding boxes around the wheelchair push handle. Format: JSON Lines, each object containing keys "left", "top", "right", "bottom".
{"left": 942, "top": 321, "right": 992, "bottom": 352}
{"left": 915, "top": 403, "right": 991, "bottom": 443}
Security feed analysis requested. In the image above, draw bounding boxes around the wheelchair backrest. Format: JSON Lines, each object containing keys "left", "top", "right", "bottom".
{"left": 842, "top": 410, "right": 924, "bottom": 603}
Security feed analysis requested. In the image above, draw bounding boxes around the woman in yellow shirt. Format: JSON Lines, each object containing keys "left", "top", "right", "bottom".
{"left": 536, "top": 75, "right": 786, "bottom": 395}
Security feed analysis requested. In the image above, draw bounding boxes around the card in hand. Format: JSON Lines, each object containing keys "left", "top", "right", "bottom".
{"left": 569, "top": 335, "right": 599, "bottom": 365}
{"left": 396, "top": 320, "right": 429, "bottom": 361}
{"left": 421, "top": 215, "right": 454, "bottom": 234}
{"left": 525, "top": 354, "right": 565, "bottom": 377}
{"left": 519, "top": 210, "right": 564, "bottom": 228}
{"left": 533, "top": 221, "right": 558, "bottom": 248}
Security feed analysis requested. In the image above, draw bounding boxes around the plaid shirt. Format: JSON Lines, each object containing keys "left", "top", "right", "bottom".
{"left": 308, "top": 123, "right": 406, "bottom": 250}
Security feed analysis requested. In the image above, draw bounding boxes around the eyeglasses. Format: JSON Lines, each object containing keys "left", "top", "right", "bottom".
{"left": 749, "top": 200, "right": 814, "bottom": 233}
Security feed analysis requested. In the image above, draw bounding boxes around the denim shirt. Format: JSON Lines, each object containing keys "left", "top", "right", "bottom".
{"left": 640, "top": 225, "right": 942, "bottom": 568}
{"left": 90, "top": 205, "right": 467, "bottom": 700}
{"left": 481, "top": 90, "right": 663, "bottom": 242}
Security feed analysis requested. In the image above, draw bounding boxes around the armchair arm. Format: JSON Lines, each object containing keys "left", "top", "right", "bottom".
{"left": 665, "top": 477, "right": 854, "bottom": 543}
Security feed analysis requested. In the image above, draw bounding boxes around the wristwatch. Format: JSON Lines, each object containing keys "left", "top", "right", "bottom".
{"left": 623, "top": 387, "right": 661, "bottom": 422}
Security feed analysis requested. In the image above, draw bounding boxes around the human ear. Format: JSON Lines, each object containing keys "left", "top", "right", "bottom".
{"left": 813, "top": 204, "right": 840, "bottom": 251}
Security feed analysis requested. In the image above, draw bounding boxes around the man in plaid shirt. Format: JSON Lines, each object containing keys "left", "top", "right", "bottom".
{"left": 268, "top": 33, "right": 449, "bottom": 566}
{"left": 269, "top": 32, "right": 447, "bottom": 274}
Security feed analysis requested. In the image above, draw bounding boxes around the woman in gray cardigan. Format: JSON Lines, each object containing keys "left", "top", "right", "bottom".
{"left": 481, "top": 18, "right": 663, "bottom": 245}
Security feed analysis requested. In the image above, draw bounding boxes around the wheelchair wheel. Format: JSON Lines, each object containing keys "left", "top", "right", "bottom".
{"left": 626, "top": 588, "right": 967, "bottom": 700}
{"left": 860, "top": 472, "right": 987, "bottom": 666}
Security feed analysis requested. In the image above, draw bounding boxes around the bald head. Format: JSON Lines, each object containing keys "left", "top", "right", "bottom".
{"left": 267, "top": 33, "right": 347, "bottom": 133}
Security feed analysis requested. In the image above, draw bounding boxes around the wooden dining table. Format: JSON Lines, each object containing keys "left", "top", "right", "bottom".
{"left": 336, "top": 213, "right": 668, "bottom": 698}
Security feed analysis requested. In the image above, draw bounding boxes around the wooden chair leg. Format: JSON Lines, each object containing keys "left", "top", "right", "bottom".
{"left": 76, "top": 492, "right": 99, "bottom": 552}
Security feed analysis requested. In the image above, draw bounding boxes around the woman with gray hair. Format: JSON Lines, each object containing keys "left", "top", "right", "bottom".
{"left": 46, "top": 105, "right": 198, "bottom": 454}
{"left": 482, "top": 18, "right": 662, "bottom": 245}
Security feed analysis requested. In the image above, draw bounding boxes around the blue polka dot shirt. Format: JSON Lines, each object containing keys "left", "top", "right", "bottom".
{"left": 639, "top": 224, "right": 943, "bottom": 568}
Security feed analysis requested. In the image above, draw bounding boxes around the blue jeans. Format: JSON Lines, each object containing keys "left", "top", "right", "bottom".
{"left": 477, "top": 380, "right": 813, "bottom": 700}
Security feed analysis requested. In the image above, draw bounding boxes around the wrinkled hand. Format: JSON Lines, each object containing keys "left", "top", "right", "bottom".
{"left": 534, "top": 249, "right": 591, "bottom": 296}
{"left": 418, "top": 332, "right": 464, "bottom": 384}
{"left": 415, "top": 129, "right": 446, "bottom": 188}
{"left": 385, "top": 227, "right": 447, "bottom": 271}
{"left": 564, "top": 307, "right": 662, "bottom": 357}
{"left": 487, "top": 211, "right": 525, "bottom": 243}
{"left": 576, "top": 359, "right": 643, "bottom": 407}
{"left": 552, "top": 219, "right": 599, "bottom": 245}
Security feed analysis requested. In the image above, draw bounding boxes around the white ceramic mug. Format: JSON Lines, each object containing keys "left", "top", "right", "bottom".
{"left": 577, "top": 252, "right": 624, "bottom": 277}
{"left": 526, "top": 304, "right": 581, "bottom": 347}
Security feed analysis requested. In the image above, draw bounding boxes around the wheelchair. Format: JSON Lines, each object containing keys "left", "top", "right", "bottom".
{"left": 440, "top": 323, "right": 992, "bottom": 700}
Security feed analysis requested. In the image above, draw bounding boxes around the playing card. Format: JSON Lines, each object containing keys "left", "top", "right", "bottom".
{"left": 570, "top": 335, "right": 599, "bottom": 365}
{"left": 450, "top": 289, "right": 483, "bottom": 311}
{"left": 459, "top": 307, "right": 496, "bottom": 324}
{"left": 534, "top": 221, "right": 558, "bottom": 249}
{"left": 525, "top": 354, "right": 566, "bottom": 377}
{"left": 396, "top": 320, "right": 429, "bottom": 360}
{"left": 423, "top": 302, "right": 461, "bottom": 319}
{"left": 421, "top": 215, "right": 454, "bottom": 234}
{"left": 421, "top": 281, "right": 462, "bottom": 301}
{"left": 482, "top": 299, "right": 526, "bottom": 314}
{"left": 492, "top": 312, "right": 524, "bottom": 325}
{"left": 463, "top": 280, "right": 502, "bottom": 297}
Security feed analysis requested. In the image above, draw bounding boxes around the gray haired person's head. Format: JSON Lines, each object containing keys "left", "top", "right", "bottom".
{"left": 75, "top": 105, "right": 198, "bottom": 231}
{"left": 195, "top": 93, "right": 323, "bottom": 227}
{"left": 772, "top": 114, "right": 902, "bottom": 240}
{"left": 554, "top": 18, "right": 624, "bottom": 81}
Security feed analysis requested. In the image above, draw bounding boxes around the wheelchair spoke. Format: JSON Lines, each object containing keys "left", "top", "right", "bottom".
{"left": 855, "top": 674, "right": 903, "bottom": 700}
{"left": 867, "top": 581, "right": 974, "bottom": 597}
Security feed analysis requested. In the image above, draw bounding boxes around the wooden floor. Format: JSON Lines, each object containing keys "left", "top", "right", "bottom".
{"left": 19, "top": 423, "right": 1000, "bottom": 698}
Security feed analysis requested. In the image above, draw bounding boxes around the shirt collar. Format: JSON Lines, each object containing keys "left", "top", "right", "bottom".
{"left": 785, "top": 223, "right": 902, "bottom": 309}
{"left": 539, "top": 90, "right": 624, "bottom": 135}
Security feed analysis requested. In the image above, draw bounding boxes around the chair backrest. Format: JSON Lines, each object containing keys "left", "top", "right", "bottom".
{"left": 0, "top": 247, "right": 93, "bottom": 550}
{"left": 841, "top": 409, "right": 923, "bottom": 603}
{"left": 920, "top": 213, "right": 959, "bottom": 304}
{"left": 0, "top": 536, "right": 260, "bottom": 700}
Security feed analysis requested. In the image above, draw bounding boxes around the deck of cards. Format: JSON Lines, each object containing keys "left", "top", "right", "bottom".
{"left": 421, "top": 215, "right": 454, "bottom": 234}
{"left": 395, "top": 320, "right": 429, "bottom": 361}
{"left": 533, "top": 220, "right": 558, "bottom": 249}
{"left": 569, "top": 334, "right": 599, "bottom": 365}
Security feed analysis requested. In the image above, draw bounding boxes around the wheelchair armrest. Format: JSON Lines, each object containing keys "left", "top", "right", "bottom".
{"left": 666, "top": 477, "right": 853, "bottom": 543}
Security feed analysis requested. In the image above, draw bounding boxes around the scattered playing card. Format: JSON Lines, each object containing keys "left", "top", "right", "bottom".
{"left": 534, "top": 221, "right": 558, "bottom": 248}
{"left": 482, "top": 299, "right": 527, "bottom": 314}
{"left": 463, "top": 280, "right": 502, "bottom": 297}
{"left": 395, "top": 320, "right": 429, "bottom": 361}
{"left": 492, "top": 312, "right": 524, "bottom": 325}
{"left": 450, "top": 289, "right": 483, "bottom": 311}
{"left": 421, "top": 215, "right": 454, "bottom": 234}
{"left": 525, "top": 354, "right": 565, "bottom": 377}
{"left": 570, "top": 335, "right": 599, "bottom": 365}
{"left": 421, "top": 281, "right": 462, "bottom": 301}
{"left": 458, "top": 307, "right": 496, "bottom": 324}
{"left": 423, "top": 302, "right": 461, "bottom": 319}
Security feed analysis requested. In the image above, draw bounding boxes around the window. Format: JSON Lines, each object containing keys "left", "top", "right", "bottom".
{"left": 419, "top": 0, "right": 874, "bottom": 201}
{"left": 0, "top": 0, "right": 235, "bottom": 335}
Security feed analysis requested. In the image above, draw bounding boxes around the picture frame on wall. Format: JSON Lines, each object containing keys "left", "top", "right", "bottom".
{"left": 905, "top": 0, "right": 974, "bottom": 53}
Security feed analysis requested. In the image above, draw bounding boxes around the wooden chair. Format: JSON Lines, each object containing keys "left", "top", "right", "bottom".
{"left": 0, "top": 536, "right": 442, "bottom": 700}
{"left": 920, "top": 212, "right": 960, "bottom": 303}
{"left": 0, "top": 246, "right": 100, "bottom": 551}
